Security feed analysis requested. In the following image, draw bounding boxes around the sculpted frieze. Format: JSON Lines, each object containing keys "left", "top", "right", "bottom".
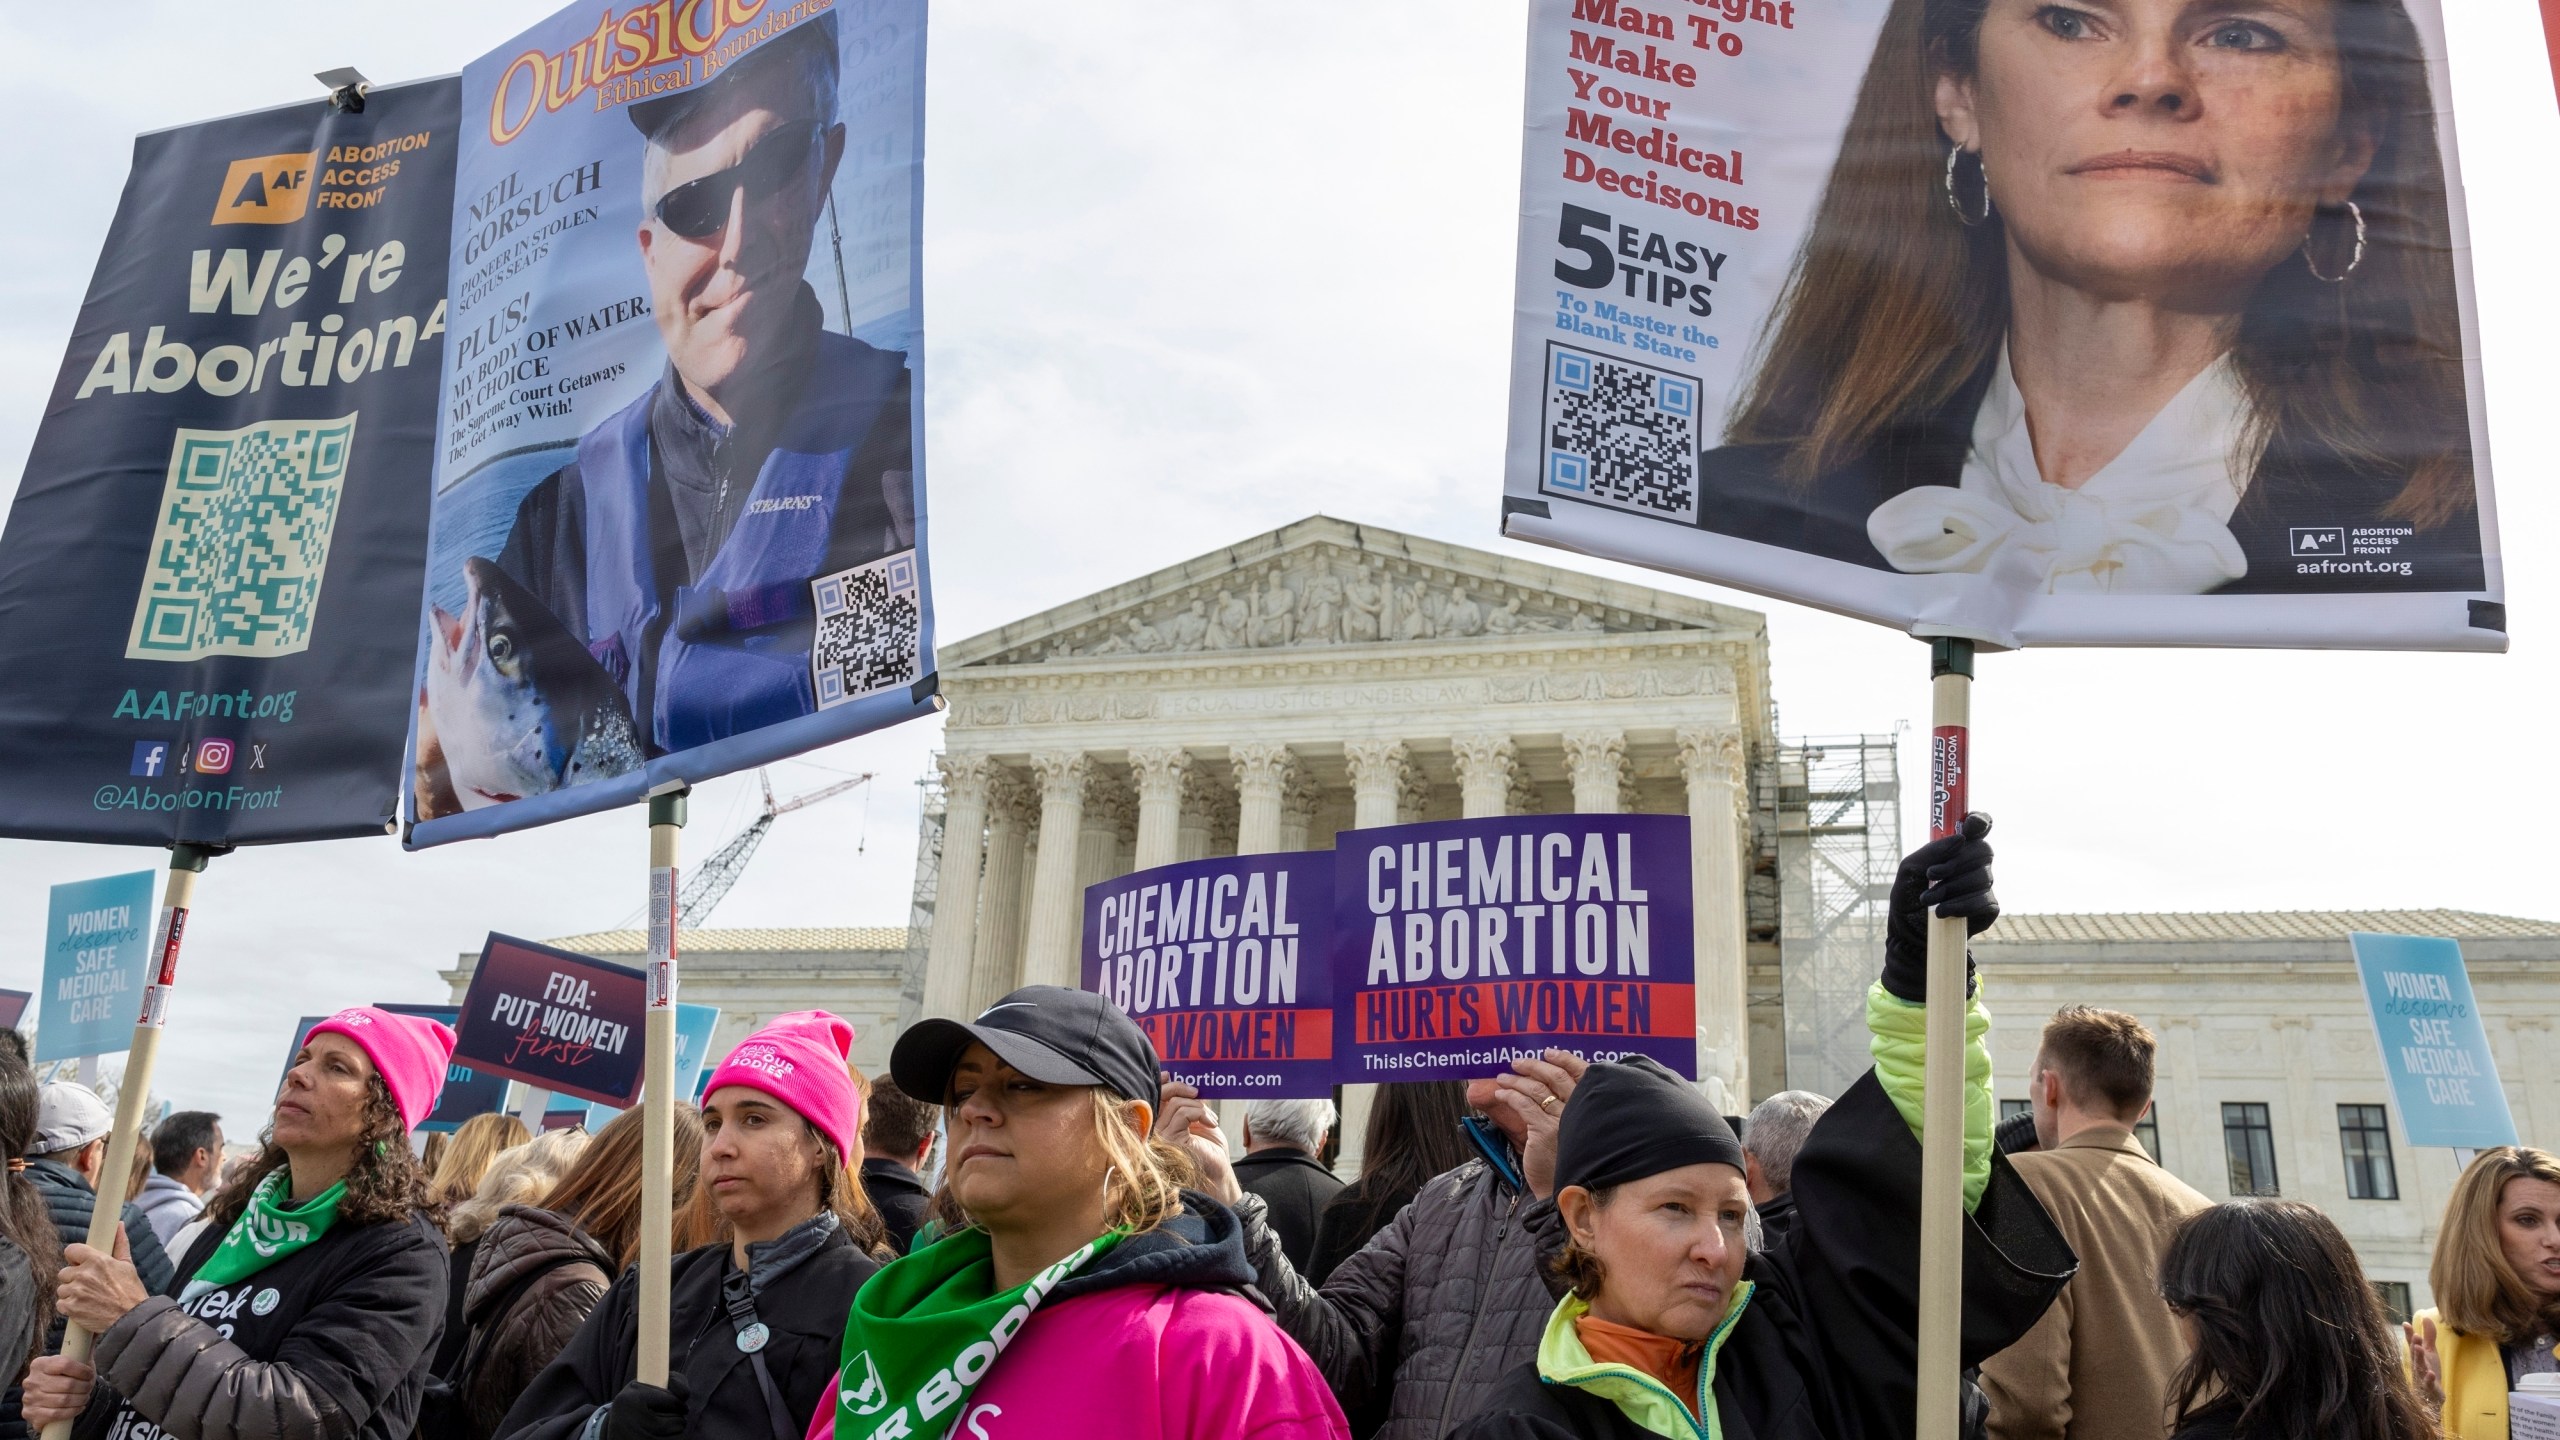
{"left": 985, "top": 545, "right": 1687, "bottom": 665}
{"left": 951, "top": 663, "right": 1736, "bottom": 729}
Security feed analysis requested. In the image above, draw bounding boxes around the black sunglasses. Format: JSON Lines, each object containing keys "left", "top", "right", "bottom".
{"left": 652, "top": 120, "right": 824, "bottom": 241}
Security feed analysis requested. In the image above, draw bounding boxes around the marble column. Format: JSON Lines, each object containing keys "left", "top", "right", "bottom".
{"left": 1075, "top": 771, "right": 1132, "bottom": 894}
{"left": 1678, "top": 726, "right": 1751, "bottom": 1111}
{"left": 1277, "top": 770, "right": 1324, "bottom": 852}
{"left": 921, "top": 754, "right": 994, "bottom": 1018}
{"left": 967, "top": 770, "right": 1035, "bottom": 1011}
{"left": 1231, "top": 743, "right": 1295, "bottom": 856}
{"left": 1452, "top": 733, "right": 1516, "bottom": 819}
{"left": 1176, "top": 767, "right": 1217, "bottom": 861}
{"left": 1337, "top": 741, "right": 1414, "bottom": 1180}
{"left": 1021, "top": 751, "right": 1092, "bottom": 989}
{"left": 1344, "top": 740, "right": 1410, "bottom": 830}
{"left": 1128, "top": 746, "right": 1192, "bottom": 871}
{"left": 1562, "top": 729, "right": 1627, "bottom": 813}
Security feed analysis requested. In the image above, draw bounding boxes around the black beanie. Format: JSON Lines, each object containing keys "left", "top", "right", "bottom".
{"left": 1555, "top": 1056, "right": 1747, "bottom": 1194}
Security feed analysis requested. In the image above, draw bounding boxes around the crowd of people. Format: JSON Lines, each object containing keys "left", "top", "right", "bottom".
{"left": 0, "top": 820, "right": 2553, "bottom": 1440}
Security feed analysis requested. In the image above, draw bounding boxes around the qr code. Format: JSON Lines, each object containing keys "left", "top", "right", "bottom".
{"left": 1539, "top": 342, "right": 1700, "bottom": 523}
{"left": 125, "top": 415, "right": 356, "bottom": 662}
{"left": 810, "top": 548, "right": 922, "bottom": 709}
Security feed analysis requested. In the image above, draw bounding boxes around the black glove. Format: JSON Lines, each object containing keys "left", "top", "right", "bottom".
{"left": 1881, "top": 812, "right": 1996, "bottom": 1003}
{"left": 1994, "top": 1109, "right": 2040, "bottom": 1158}
{"left": 602, "top": 1375, "right": 690, "bottom": 1440}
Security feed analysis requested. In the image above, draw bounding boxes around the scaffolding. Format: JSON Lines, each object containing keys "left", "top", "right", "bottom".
{"left": 896, "top": 768, "right": 945, "bottom": 1031}
{"left": 1766, "top": 736, "right": 1901, "bottom": 1098}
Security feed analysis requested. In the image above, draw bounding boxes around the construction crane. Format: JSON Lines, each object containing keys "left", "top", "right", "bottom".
{"left": 678, "top": 769, "right": 872, "bottom": 926}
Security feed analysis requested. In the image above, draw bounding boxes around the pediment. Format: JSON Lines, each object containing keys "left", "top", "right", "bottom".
{"left": 941, "top": 515, "right": 1764, "bottom": 668}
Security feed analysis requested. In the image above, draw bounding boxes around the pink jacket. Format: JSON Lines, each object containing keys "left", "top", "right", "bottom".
{"left": 808, "top": 1283, "right": 1348, "bottom": 1440}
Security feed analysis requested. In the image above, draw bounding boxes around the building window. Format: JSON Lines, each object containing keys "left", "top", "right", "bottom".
{"left": 2222, "top": 1103, "right": 2280, "bottom": 1196}
{"left": 2000, "top": 1099, "right": 2031, "bottom": 1123}
{"left": 2373, "top": 1281, "right": 2413, "bottom": 1325}
{"left": 2132, "top": 1108, "right": 2162, "bottom": 1165}
{"left": 2339, "top": 1104, "right": 2399, "bottom": 1201}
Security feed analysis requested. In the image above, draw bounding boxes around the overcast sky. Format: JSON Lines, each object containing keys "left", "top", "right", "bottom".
{"left": 2, "top": 3, "right": 2554, "bottom": 1128}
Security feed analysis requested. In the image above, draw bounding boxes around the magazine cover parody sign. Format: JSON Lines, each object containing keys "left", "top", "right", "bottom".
{"left": 0, "top": 81, "right": 459, "bottom": 844}
{"left": 410, "top": 0, "right": 935, "bottom": 845}
{"left": 1500, "top": 0, "right": 2503, "bottom": 651}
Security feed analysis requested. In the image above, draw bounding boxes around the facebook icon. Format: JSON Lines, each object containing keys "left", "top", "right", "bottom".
{"left": 130, "top": 741, "right": 170, "bottom": 778}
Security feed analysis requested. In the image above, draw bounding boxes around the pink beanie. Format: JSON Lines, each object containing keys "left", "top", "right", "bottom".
{"left": 703, "top": 1011, "right": 862, "bottom": 1163}
{"left": 308, "top": 1007, "right": 456, "bottom": 1133}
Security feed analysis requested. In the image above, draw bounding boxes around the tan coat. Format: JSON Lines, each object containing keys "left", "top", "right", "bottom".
{"left": 1980, "top": 1124, "right": 2212, "bottom": 1440}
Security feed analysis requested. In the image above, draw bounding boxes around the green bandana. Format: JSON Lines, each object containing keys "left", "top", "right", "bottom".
{"left": 833, "top": 1227, "right": 1124, "bottom": 1439}
{"left": 180, "top": 1170, "right": 345, "bottom": 1301}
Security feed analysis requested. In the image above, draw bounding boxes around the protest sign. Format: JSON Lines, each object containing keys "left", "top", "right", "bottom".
{"left": 0, "top": 80, "right": 461, "bottom": 844}
{"left": 2350, "top": 931, "right": 2517, "bottom": 1150}
{"left": 0, "top": 989, "right": 29, "bottom": 1030}
{"left": 1335, "top": 814, "right": 1694, "bottom": 1081}
{"left": 584, "top": 1001, "right": 721, "bottom": 1126}
{"left": 452, "top": 934, "right": 647, "bottom": 1107}
{"left": 35, "top": 871, "right": 157, "bottom": 1062}
{"left": 1498, "top": 0, "right": 2502, "bottom": 652}
{"left": 1084, "top": 854, "right": 1333, "bottom": 1098}
{"left": 407, "top": 0, "right": 937, "bottom": 846}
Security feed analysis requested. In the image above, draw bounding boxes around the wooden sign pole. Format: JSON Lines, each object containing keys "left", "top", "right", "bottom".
{"left": 636, "top": 786, "right": 688, "bottom": 1389}
{"left": 1914, "top": 637, "right": 1974, "bottom": 1440}
{"left": 43, "top": 842, "right": 218, "bottom": 1440}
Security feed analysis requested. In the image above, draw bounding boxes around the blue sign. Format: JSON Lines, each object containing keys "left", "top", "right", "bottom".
{"left": 2350, "top": 932, "right": 2518, "bottom": 1150}
{"left": 405, "top": 4, "right": 937, "bottom": 848}
{"left": 37, "top": 871, "right": 157, "bottom": 1061}
{"left": 584, "top": 1003, "right": 722, "bottom": 1128}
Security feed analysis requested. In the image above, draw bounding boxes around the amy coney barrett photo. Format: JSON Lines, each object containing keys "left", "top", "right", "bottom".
{"left": 1693, "top": 0, "right": 2486, "bottom": 598}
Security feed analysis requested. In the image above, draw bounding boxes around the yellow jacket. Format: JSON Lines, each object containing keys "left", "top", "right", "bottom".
{"left": 2412, "top": 1308, "right": 2508, "bottom": 1440}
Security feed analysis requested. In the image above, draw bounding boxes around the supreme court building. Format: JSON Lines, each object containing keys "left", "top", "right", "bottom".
{"left": 439, "top": 515, "right": 2557, "bottom": 1313}
{"left": 915, "top": 515, "right": 1777, "bottom": 1148}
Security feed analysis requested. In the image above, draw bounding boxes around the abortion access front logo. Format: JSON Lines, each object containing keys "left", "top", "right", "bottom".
{"left": 211, "top": 152, "right": 317, "bottom": 225}
{"left": 2290, "top": 527, "right": 2346, "bottom": 559}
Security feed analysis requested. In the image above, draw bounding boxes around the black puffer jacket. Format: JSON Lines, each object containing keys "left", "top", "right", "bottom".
{"left": 1452, "top": 1071, "right": 2076, "bottom": 1440}
{"left": 1236, "top": 1146, "right": 1568, "bottom": 1440}
{"left": 495, "top": 1215, "right": 877, "bottom": 1440}
{"left": 73, "top": 1205, "right": 449, "bottom": 1440}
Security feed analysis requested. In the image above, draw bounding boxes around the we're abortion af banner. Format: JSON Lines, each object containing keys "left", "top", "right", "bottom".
{"left": 0, "top": 81, "right": 459, "bottom": 843}
{"left": 409, "top": 0, "right": 937, "bottom": 846}
{"left": 1500, "top": 0, "right": 2503, "bottom": 652}
{"left": 1083, "top": 853, "right": 1333, "bottom": 1098}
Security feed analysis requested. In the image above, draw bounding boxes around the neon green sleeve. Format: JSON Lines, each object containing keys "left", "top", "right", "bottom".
{"left": 1867, "top": 981, "right": 1994, "bottom": 1211}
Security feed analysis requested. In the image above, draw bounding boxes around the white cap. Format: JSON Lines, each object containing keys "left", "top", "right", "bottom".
{"left": 34, "top": 1081, "right": 113, "bottom": 1155}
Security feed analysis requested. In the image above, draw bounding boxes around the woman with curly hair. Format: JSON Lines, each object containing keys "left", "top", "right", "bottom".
{"left": 21, "top": 1006, "right": 455, "bottom": 1440}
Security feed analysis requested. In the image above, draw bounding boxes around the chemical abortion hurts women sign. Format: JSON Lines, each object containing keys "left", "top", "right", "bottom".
{"left": 1083, "top": 852, "right": 1333, "bottom": 1098}
{"left": 1080, "top": 814, "right": 1695, "bottom": 1093}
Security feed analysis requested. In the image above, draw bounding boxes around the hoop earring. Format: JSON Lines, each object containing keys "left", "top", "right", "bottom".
{"left": 2302, "top": 199, "right": 2366, "bottom": 283}
{"left": 1944, "top": 144, "right": 1993, "bottom": 227}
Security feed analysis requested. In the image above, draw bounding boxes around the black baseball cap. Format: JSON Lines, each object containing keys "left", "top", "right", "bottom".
{"left": 892, "top": 986, "right": 1160, "bottom": 1107}
{"left": 627, "top": 13, "right": 838, "bottom": 139}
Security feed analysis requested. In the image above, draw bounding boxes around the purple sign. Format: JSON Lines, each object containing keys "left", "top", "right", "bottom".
{"left": 0, "top": 988, "right": 28, "bottom": 1030}
{"left": 1083, "top": 852, "right": 1334, "bottom": 1098}
{"left": 1334, "top": 814, "right": 1695, "bottom": 1081}
{"left": 451, "top": 935, "right": 646, "bottom": 1108}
